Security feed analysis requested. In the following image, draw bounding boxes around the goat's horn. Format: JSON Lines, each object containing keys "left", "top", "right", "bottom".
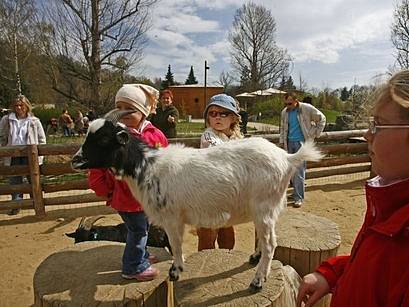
{"left": 83, "top": 215, "right": 105, "bottom": 230}
{"left": 78, "top": 217, "right": 86, "bottom": 228}
{"left": 104, "top": 108, "right": 136, "bottom": 124}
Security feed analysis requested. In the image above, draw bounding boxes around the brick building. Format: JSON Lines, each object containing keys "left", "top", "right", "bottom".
{"left": 168, "top": 85, "right": 224, "bottom": 119}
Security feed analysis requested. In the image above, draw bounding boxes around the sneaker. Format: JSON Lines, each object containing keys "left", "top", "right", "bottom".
{"left": 122, "top": 266, "right": 159, "bottom": 281}
{"left": 293, "top": 200, "right": 303, "bottom": 208}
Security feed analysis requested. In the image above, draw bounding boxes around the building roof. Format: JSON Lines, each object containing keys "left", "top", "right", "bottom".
{"left": 169, "top": 84, "right": 224, "bottom": 88}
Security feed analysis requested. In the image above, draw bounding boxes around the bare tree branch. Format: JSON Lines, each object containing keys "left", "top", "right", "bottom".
{"left": 228, "top": 3, "right": 291, "bottom": 92}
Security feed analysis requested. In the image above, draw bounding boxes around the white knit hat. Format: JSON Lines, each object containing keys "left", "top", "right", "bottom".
{"left": 115, "top": 84, "right": 159, "bottom": 116}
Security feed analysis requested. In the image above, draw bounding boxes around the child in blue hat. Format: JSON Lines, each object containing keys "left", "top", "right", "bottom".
{"left": 197, "top": 94, "right": 243, "bottom": 251}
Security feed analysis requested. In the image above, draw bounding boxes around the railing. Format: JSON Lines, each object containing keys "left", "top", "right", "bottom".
{"left": 0, "top": 130, "right": 370, "bottom": 216}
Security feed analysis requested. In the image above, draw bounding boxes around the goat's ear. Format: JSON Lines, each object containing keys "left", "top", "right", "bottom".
{"left": 65, "top": 232, "right": 76, "bottom": 238}
{"left": 116, "top": 130, "right": 129, "bottom": 145}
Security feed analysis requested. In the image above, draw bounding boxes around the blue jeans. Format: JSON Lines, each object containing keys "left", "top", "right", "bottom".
{"left": 9, "top": 157, "right": 30, "bottom": 201}
{"left": 118, "top": 211, "right": 151, "bottom": 275}
{"left": 287, "top": 141, "right": 306, "bottom": 202}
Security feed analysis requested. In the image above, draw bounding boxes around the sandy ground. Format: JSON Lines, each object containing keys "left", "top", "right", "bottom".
{"left": 0, "top": 172, "right": 368, "bottom": 307}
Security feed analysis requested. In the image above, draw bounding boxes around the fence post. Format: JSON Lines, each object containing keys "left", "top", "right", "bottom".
{"left": 28, "top": 144, "right": 45, "bottom": 216}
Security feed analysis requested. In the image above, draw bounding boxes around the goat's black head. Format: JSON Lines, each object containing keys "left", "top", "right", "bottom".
{"left": 71, "top": 109, "right": 148, "bottom": 177}
{"left": 65, "top": 216, "right": 104, "bottom": 243}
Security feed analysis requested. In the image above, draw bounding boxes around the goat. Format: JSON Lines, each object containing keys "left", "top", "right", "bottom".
{"left": 71, "top": 110, "right": 323, "bottom": 291}
{"left": 65, "top": 216, "right": 172, "bottom": 253}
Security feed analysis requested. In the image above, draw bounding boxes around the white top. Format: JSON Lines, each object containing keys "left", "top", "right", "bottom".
{"left": 9, "top": 113, "right": 30, "bottom": 145}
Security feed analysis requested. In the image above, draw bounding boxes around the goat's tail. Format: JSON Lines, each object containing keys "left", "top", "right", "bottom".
{"left": 287, "top": 140, "right": 324, "bottom": 167}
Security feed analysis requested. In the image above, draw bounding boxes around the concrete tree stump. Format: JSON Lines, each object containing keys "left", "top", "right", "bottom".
{"left": 275, "top": 209, "right": 341, "bottom": 307}
{"left": 174, "top": 249, "right": 301, "bottom": 306}
{"left": 33, "top": 242, "right": 173, "bottom": 307}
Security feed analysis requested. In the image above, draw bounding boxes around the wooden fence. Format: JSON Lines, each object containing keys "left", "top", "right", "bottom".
{"left": 0, "top": 130, "right": 370, "bottom": 216}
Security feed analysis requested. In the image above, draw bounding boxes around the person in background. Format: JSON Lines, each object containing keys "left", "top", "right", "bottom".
{"left": 59, "top": 109, "right": 74, "bottom": 137}
{"left": 0, "top": 95, "right": 46, "bottom": 215}
{"left": 150, "top": 89, "right": 179, "bottom": 138}
{"left": 74, "top": 110, "right": 84, "bottom": 136}
{"left": 197, "top": 93, "right": 243, "bottom": 251}
{"left": 279, "top": 92, "right": 326, "bottom": 207}
{"left": 302, "top": 96, "right": 313, "bottom": 104}
{"left": 296, "top": 70, "right": 409, "bottom": 307}
{"left": 88, "top": 84, "right": 168, "bottom": 281}
{"left": 238, "top": 106, "right": 249, "bottom": 135}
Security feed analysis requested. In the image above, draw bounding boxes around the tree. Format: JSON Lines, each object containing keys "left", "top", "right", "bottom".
{"left": 217, "top": 71, "right": 234, "bottom": 92}
{"left": 228, "top": 2, "right": 291, "bottom": 91}
{"left": 340, "top": 86, "right": 350, "bottom": 101}
{"left": 0, "top": 0, "right": 37, "bottom": 96}
{"left": 185, "top": 66, "right": 198, "bottom": 85}
{"left": 391, "top": 0, "right": 409, "bottom": 69}
{"left": 279, "top": 75, "right": 296, "bottom": 92}
{"left": 40, "top": 0, "right": 157, "bottom": 110}
{"left": 161, "top": 64, "right": 175, "bottom": 89}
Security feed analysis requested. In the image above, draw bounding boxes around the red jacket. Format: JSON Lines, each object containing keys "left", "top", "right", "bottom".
{"left": 88, "top": 121, "right": 168, "bottom": 212}
{"left": 317, "top": 177, "right": 409, "bottom": 307}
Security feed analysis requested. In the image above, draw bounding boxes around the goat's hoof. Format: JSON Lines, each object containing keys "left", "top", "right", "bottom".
{"left": 249, "top": 282, "right": 262, "bottom": 292}
{"left": 249, "top": 277, "right": 263, "bottom": 292}
{"left": 169, "top": 265, "right": 180, "bottom": 281}
{"left": 169, "top": 273, "right": 179, "bottom": 281}
{"left": 249, "top": 253, "right": 261, "bottom": 266}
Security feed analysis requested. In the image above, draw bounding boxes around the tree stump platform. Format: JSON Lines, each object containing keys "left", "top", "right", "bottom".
{"left": 174, "top": 249, "right": 301, "bottom": 306}
{"left": 275, "top": 209, "right": 341, "bottom": 307}
{"left": 275, "top": 209, "right": 341, "bottom": 277}
{"left": 33, "top": 242, "right": 173, "bottom": 307}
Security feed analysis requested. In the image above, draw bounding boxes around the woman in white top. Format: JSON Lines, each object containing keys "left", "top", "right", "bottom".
{"left": 0, "top": 95, "right": 46, "bottom": 215}
{"left": 198, "top": 94, "right": 243, "bottom": 251}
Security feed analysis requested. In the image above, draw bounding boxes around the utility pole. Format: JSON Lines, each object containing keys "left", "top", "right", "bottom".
{"left": 204, "top": 60, "right": 210, "bottom": 106}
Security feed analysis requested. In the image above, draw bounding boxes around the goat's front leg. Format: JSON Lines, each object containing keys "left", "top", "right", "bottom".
{"left": 163, "top": 222, "right": 185, "bottom": 281}
{"left": 250, "top": 221, "right": 276, "bottom": 291}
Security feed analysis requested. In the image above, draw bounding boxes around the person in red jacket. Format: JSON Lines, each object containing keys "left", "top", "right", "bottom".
{"left": 88, "top": 84, "right": 168, "bottom": 281}
{"left": 297, "top": 70, "right": 409, "bottom": 307}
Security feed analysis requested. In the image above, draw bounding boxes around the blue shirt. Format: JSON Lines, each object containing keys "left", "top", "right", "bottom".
{"left": 288, "top": 109, "right": 305, "bottom": 142}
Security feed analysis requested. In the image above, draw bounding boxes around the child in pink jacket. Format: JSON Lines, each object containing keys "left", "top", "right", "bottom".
{"left": 88, "top": 84, "right": 168, "bottom": 281}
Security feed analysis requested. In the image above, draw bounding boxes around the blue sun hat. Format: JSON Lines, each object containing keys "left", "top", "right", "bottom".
{"left": 203, "top": 94, "right": 240, "bottom": 119}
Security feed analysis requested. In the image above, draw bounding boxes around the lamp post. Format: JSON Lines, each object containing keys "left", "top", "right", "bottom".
{"left": 204, "top": 60, "right": 210, "bottom": 107}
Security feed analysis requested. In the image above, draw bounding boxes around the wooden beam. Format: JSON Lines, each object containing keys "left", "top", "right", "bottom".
{"left": 28, "top": 145, "right": 45, "bottom": 216}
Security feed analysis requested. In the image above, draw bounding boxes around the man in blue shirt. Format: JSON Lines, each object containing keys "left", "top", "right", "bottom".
{"left": 279, "top": 92, "right": 326, "bottom": 207}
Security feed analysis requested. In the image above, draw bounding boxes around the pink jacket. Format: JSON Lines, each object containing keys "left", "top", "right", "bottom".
{"left": 88, "top": 121, "right": 168, "bottom": 212}
{"left": 317, "top": 177, "right": 409, "bottom": 307}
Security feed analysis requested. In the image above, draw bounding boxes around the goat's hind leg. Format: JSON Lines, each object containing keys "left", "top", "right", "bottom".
{"left": 163, "top": 222, "right": 185, "bottom": 281}
{"left": 249, "top": 221, "right": 276, "bottom": 291}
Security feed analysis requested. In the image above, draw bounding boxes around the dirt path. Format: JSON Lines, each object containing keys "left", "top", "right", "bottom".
{"left": 0, "top": 173, "right": 368, "bottom": 306}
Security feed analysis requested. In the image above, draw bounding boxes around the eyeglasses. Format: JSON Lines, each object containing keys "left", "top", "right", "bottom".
{"left": 368, "top": 120, "right": 409, "bottom": 134}
{"left": 208, "top": 111, "right": 232, "bottom": 118}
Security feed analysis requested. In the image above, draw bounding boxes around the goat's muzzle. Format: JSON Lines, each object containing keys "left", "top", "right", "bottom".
{"left": 71, "top": 149, "right": 88, "bottom": 170}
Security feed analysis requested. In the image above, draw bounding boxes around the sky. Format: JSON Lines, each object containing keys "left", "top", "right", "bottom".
{"left": 138, "top": 0, "right": 396, "bottom": 90}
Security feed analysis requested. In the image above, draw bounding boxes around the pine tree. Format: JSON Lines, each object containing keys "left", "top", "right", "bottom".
{"left": 340, "top": 86, "right": 350, "bottom": 101}
{"left": 161, "top": 64, "right": 175, "bottom": 89}
{"left": 185, "top": 66, "right": 198, "bottom": 84}
{"left": 285, "top": 76, "right": 296, "bottom": 91}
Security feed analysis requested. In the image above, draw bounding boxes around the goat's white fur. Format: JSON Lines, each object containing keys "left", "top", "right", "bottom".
{"left": 121, "top": 137, "right": 323, "bottom": 289}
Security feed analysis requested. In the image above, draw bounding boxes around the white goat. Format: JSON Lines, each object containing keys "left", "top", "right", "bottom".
{"left": 72, "top": 114, "right": 323, "bottom": 290}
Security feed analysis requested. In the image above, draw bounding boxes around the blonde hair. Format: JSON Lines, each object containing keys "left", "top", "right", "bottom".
{"left": 11, "top": 95, "right": 32, "bottom": 114}
{"left": 373, "top": 70, "right": 409, "bottom": 121}
{"left": 206, "top": 114, "right": 243, "bottom": 139}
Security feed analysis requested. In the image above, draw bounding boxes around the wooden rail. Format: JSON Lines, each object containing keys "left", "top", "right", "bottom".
{"left": 0, "top": 130, "right": 370, "bottom": 216}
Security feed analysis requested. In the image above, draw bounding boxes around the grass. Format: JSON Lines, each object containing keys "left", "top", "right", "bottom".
{"left": 177, "top": 121, "right": 206, "bottom": 136}
{"left": 321, "top": 109, "right": 341, "bottom": 123}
